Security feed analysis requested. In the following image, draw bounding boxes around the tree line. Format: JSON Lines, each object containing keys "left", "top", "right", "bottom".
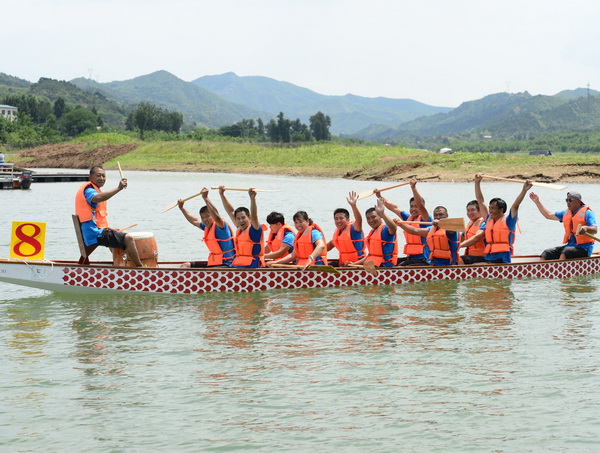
{"left": 0, "top": 93, "right": 333, "bottom": 147}
{"left": 218, "top": 111, "right": 332, "bottom": 143}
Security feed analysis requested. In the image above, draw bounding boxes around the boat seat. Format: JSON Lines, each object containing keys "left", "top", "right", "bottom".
{"left": 72, "top": 214, "right": 97, "bottom": 264}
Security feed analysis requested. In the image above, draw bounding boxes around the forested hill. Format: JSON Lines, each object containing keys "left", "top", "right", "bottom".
{"left": 192, "top": 72, "right": 452, "bottom": 135}
{"left": 71, "top": 71, "right": 268, "bottom": 128}
{"left": 353, "top": 90, "right": 600, "bottom": 142}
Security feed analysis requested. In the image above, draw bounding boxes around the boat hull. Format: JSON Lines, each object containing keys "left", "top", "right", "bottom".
{"left": 1, "top": 256, "right": 600, "bottom": 295}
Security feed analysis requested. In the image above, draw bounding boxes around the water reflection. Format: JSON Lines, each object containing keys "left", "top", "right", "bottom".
{"left": 554, "top": 277, "right": 600, "bottom": 357}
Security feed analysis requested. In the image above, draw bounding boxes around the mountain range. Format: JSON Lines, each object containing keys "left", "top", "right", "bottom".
{"left": 1, "top": 70, "right": 599, "bottom": 141}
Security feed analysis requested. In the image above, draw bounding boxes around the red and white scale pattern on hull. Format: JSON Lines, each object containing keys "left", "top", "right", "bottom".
{"left": 61, "top": 258, "right": 600, "bottom": 294}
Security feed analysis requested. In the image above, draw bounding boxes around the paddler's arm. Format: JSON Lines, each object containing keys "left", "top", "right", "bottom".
{"left": 529, "top": 192, "right": 559, "bottom": 221}
{"left": 327, "top": 239, "right": 335, "bottom": 251}
{"left": 374, "top": 192, "right": 402, "bottom": 217}
{"left": 459, "top": 229, "right": 485, "bottom": 249}
{"left": 393, "top": 218, "right": 428, "bottom": 237}
{"left": 376, "top": 198, "right": 397, "bottom": 235}
{"left": 510, "top": 180, "right": 533, "bottom": 218}
{"left": 248, "top": 188, "right": 261, "bottom": 230}
{"left": 201, "top": 187, "right": 225, "bottom": 229}
{"left": 347, "top": 190, "right": 363, "bottom": 232}
{"left": 91, "top": 178, "right": 126, "bottom": 203}
{"left": 177, "top": 199, "right": 201, "bottom": 228}
{"left": 218, "top": 185, "right": 237, "bottom": 226}
{"left": 264, "top": 243, "right": 291, "bottom": 260}
{"left": 268, "top": 251, "right": 296, "bottom": 266}
{"left": 474, "top": 173, "right": 488, "bottom": 218}
{"left": 410, "top": 178, "right": 430, "bottom": 221}
{"left": 302, "top": 237, "right": 326, "bottom": 270}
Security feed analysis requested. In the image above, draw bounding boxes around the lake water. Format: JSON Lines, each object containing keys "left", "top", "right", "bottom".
{"left": 1, "top": 171, "right": 600, "bottom": 452}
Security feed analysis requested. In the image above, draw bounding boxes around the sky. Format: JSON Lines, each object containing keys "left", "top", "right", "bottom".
{"left": 3, "top": 0, "right": 600, "bottom": 107}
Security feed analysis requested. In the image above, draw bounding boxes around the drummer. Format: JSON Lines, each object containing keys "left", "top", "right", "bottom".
{"left": 74, "top": 165, "right": 143, "bottom": 266}
{"left": 529, "top": 190, "right": 597, "bottom": 260}
{"left": 177, "top": 187, "right": 235, "bottom": 268}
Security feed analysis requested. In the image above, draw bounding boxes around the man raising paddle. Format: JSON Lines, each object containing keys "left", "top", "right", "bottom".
{"left": 177, "top": 187, "right": 236, "bottom": 268}
{"left": 219, "top": 186, "right": 265, "bottom": 268}
{"left": 477, "top": 174, "right": 532, "bottom": 264}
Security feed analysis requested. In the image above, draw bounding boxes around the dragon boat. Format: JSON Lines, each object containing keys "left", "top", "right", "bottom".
{"left": 1, "top": 254, "right": 599, "bottom": 295}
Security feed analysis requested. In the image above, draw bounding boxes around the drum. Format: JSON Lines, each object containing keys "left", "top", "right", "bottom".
{"left": 112, "top": 232, "right": 158, "bottom": 268}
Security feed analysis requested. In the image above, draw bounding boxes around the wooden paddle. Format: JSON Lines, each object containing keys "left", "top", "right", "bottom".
{"left": 120, "top": 224, "right": 138, "bottom": 232}
{"left": 395, "top": 217, "right": 467, "bottom": 232}
{"left": 346, "top": 260, "right": 378, "bottom": 276}
{"left": 117, "top": 161, "right": 126, "bottom": 189}
{"left": 357, "top": 181, "right": 410, "bottom": 200}
{"left": 481, "top": 174, "right": 567, "bottom": 191}
{"left": 268, "top": 263, "right": 341, "bottom": 274}
{"left": 161, "top": 191, "right": 204, "bottom": 213}
{"left": 210, "top": 187, "right": 280, "bottom": 192}
{"left": 576, "top": 225, "right": 600, "bottom": 242}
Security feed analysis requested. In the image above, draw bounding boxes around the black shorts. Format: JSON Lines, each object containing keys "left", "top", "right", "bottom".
{"left": 541, "top": 246, "right": 588, "bottom": 260}
{"left": 461, "top": 255, "right": 487, "bottom": 265}
{"left": 398, "top": 258, "right": 429, "bottom": 266}
{"left": 97, "top": 229, "right": 127, "bottom": 249}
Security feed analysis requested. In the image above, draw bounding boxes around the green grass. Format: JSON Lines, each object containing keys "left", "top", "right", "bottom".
{"left": 73, "top": 132, "right": 599, "bottom": 180}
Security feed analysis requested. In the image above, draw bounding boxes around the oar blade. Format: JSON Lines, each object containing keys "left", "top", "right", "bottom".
{"left": 161, "top": 201, "right": 178, "bottom": 213}
{"left": 438, "top": 217, "right": 467, "bottom": 232}
{"left": 531, "top": 182, "right": 567, "bottom": 191}
{"left": 356, "top": 189, "right": 375, "bottom": 200}
{"left": 307, "top": 265, "right": 341, "bottom": 274}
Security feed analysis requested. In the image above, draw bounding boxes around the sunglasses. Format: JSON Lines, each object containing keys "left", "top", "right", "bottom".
{"left": 566, "top": 198, "right": 575, "bottom": 202}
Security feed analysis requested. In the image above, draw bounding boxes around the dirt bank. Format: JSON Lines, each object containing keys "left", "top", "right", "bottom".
{"left": 12, "top": 143, "right": 138, "bottom": 169}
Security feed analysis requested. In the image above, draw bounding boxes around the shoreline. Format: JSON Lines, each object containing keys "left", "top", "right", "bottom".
{"left": 9, "top": 140, "right": 600, "bottom": 184}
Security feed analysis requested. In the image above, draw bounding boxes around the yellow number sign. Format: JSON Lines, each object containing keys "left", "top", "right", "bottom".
{"left": 10, "top": 221, "right": 47, "bottom": 260}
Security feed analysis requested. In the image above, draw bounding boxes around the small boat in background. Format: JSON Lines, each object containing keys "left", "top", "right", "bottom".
{"left": 0, "top": 163, "right": 32, "bottom": 189}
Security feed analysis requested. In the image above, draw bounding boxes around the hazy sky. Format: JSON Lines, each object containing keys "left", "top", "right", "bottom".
{"left": 4, "top": 0, "right": 600, "bottom": 107}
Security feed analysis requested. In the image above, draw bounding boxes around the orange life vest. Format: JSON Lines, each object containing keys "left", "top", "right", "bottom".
{"left": 266, "top": 224, "right": 294, "bottom": 257}
{"left": 426, "top": 226, "right": 452, "bottom": 260}
{"left": 295, "top": 224, "right": 328, "bottom": 266}
{"left": 484, "top": 215, "right": 514, "bottom": 255}
{"left": 366, "top": 224, "right": 398, "bottom": 266}
{"left": 463, "top": 217, "right": 486, "bottom": 256}
{"left": 75, "top": 181, "right": 108, "bottom": 228}
{"left": 403, "top": 215, "right": 425, "bottom": 255}
{"left": 332, "top": 222, "right": 365, "bottom": 265}
{"left": 232, "top": 226, "right": 265, "bottom": 267}
{"left": 562, "top": 206, "right": 595, "bottom": 245}
{"left": 203, "top": 220, "right": 235, "bottom": 266}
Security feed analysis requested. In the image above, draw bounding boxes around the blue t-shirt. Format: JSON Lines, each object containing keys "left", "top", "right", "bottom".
{"left": 233, "top": 225, "right": 264, "bottom": 268}
{"left": 81, "top": 186, "right": 104, "bottom": 246}
{"left": 482, "top": 212, "right": 517, "bottom": 263}
{"left": 556, "top": 207, "right": 597, "bottom": 256}
{"left": 310, "top": 228, "right": 326, "bottom": 265}
{"left": 350, "top": 226, "right": 365, "bottom": 258}
{"left": 401, "top": 210, "right": 432, "bottom": 260}
{"left": 282, "top": 230, "right": 295, "bottom": 252}
{"left": 200, "top": 222, "right": 235, "bottom": 265}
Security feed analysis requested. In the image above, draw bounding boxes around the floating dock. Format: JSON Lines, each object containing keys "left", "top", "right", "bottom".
{"left": 0, "top": 163, "right": 88, "bottom": 189}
